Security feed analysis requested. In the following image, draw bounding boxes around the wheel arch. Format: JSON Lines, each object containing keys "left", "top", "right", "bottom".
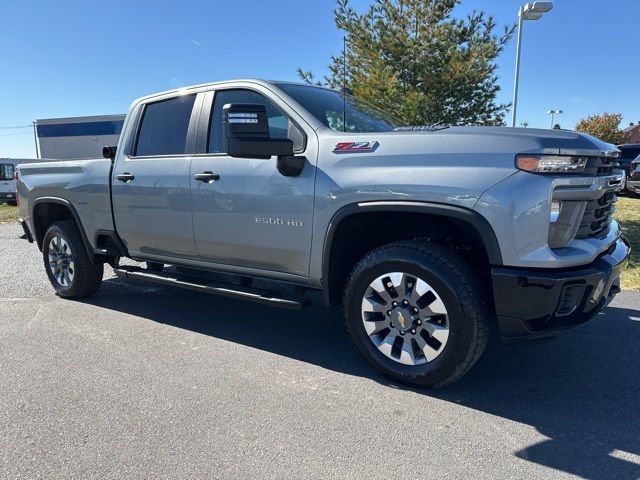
{"left": 31, "top": 197, "right": 95, "bottom": 262}
{"left": 321, "top": 201, "right": 502, "bottom": 307}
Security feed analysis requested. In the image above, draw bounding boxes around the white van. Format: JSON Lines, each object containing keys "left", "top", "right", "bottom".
{"left": 0, "top": 162, "right": 17, "bottom": 205}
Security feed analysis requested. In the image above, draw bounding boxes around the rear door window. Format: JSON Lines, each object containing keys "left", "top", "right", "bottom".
{"left": 135, "top": 95, "right": 197, "bottom": 156}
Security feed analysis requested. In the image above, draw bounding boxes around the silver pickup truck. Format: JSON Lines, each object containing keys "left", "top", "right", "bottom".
{"left": 16, "top": 79, "right": 630, "bottom": 386}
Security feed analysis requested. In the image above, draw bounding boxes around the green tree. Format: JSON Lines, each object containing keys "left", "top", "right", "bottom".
{"left": 298, "top": 0, "right": 515, "bottom": 126}
{"left": 575, "top": 113, "right": 630, "bottom": 144}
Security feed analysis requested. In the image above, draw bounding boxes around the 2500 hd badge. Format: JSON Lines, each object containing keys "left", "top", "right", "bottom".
{"left": 255, "top": 217, "right": 303, "bottom": 227}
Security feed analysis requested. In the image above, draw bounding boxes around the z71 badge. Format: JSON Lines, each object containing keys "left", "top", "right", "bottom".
{"left": 333, "top": 141, "right": 379, "bottom": 153}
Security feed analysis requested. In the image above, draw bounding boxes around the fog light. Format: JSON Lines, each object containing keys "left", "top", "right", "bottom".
{"left": 590, "top": 279, "right": 605, "bottom": 304}
{"left": 556, "top": 283, "right": 583, "bottom": 316}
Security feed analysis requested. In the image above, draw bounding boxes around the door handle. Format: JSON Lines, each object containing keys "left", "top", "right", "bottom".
{"left": 194, "top": 171, "right": 220, "bottom": 183}
{"left": 116, "top": 173, "right": 135, "bottom": 183}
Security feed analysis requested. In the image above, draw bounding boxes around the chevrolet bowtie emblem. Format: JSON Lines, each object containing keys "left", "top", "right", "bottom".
{"left": 395, "top": 311, "right": 406, "bottom": 329}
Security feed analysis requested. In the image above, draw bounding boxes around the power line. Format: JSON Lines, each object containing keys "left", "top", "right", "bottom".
{"left": 0, "top": 131, "right": 32, "bottom": 137}
{"left": 0, "top": 125, "right": 32, "bottom": 129}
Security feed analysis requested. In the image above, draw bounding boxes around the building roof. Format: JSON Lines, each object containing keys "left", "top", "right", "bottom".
{"left": 36, "top": 114, "right": 125, "bottom": 126}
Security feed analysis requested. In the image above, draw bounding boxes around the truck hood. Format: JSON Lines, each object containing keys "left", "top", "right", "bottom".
{"left": 418, "top": 126, "right": 620, "bottom": 157}
{"left": 322, "top": 126, "right": 619, "bottom": 159}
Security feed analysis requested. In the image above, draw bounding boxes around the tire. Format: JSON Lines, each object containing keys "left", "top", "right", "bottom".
{"left": 344, "top": 240, "right": 490, "bottom": 387}
{"left": 146, "top": 261, "right": 164, "bottom": 272}
{"left": 42, "top": 220, "right": 103, "bottom": 298}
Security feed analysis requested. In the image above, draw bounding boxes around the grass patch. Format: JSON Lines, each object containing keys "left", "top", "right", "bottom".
{"left": 0, "top": 203, "right": 19, "bottom": 223}
{"left": 615, "top": 196, "right": 640, "bottom": 290}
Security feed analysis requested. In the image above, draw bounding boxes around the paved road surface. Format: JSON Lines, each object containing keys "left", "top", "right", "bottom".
{"left": 1, "top": 222, "right": 639, "bottom": 479}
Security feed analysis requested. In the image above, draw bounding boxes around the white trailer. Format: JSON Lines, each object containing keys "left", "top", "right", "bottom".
{"left": 36, "top": 114, "right": 125, "bottom": 160}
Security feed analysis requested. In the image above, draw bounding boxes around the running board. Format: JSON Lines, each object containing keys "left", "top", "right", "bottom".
{"left": 112, "top": 265, "right": 310, "bottom": 310}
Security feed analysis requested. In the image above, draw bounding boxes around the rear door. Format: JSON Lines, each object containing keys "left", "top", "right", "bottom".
{"left": 189, "top": 87, "right": 316, "bottom": 277}
{"left": 111, "top": 93, "right": 202, "bottom": 260}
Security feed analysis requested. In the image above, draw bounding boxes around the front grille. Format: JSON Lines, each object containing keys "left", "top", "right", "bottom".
{"left": 582, "top": 156, "right": 616, "bottom": 176}
{"left": 575, "top": 189, "right": 617, "bottom": 239}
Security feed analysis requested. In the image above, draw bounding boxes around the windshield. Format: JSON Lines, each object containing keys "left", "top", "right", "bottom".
{"left": 277, "top": 84, "right": 400, "bottom": 133}
{"left": 0, "top": 164, "right": 15, "bottom": 181}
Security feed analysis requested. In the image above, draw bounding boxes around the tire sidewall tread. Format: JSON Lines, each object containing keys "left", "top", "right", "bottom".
{"left": 344, "top": 240, "right": 490, "bottom": 387}
{"left": 42, "top": 220, "right": 103, "bottom": 299}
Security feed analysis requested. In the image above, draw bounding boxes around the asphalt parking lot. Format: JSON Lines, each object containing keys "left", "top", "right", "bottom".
{"left": 1, "top": 221, "right": 639, "bottom": 479}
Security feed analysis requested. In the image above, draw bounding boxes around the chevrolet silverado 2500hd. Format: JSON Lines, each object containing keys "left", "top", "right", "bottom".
{"left": 16, "top": 80, "right": 630, "bottom": 386}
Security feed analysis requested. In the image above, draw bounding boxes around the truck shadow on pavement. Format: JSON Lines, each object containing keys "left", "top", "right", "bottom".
{"left": 85, "top": 280, "right": 640, "bottom": 480}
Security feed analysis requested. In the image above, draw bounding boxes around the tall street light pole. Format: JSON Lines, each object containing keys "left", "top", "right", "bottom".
{"left": 511, "top": 2, "right": 554, "bottom": 128}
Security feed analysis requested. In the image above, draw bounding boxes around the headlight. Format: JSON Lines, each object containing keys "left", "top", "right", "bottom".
{"left": 516, "top": 155, "right": 588, "bottom": 174}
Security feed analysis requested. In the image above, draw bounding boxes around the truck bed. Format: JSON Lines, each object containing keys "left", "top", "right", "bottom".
{"left": 17, "top": 158, "right": 114, "bottom": 251}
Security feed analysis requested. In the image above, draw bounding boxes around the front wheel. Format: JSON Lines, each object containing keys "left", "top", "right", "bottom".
{"left": 42, "top": 221, "right": 103, "bottom": 298}
{"left": 344, "top": 240, "right": 490, "bottom": 387}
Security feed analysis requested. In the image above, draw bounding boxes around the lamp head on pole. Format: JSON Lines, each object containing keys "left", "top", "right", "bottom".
{"left": 521, "top": 1, "right": 553, "bottom": 20}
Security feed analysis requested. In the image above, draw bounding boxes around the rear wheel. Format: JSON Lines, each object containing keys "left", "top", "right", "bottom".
{"left": 344, "top": 240, "right": 489, "bottom": 387}
{"left": 42, "top": 221, "right": 103, "bottom": 298}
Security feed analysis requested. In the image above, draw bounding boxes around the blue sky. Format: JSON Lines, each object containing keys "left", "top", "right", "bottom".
{"left": 1, "top": 0, "right": 638, "bottom": 157}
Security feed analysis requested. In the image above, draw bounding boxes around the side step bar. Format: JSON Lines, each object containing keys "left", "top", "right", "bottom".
{"left": 112, "top": 265, "right": 311, "bottom": 311}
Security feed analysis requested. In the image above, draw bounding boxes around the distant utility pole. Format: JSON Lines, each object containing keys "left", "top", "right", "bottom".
{"left": 32, "top": 121, "right": 40, "bottom": 159}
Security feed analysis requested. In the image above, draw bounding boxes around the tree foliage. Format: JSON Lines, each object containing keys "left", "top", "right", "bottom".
{"left": 298, "top": 0, "right": 515, "bottom": 126}
{"left": 575, "top": 113, "right": 630, "bottom": 144}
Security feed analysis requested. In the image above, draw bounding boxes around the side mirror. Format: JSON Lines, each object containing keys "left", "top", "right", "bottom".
{"left": 223, "top": 104, "right": 293, "bottom": 159}
{"left": 102, "top": 145, "right": 117, "bottom": 161}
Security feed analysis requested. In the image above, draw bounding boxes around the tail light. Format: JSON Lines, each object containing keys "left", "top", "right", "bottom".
{"left": 13, "top": 170, "right": 19, "bottom": 206}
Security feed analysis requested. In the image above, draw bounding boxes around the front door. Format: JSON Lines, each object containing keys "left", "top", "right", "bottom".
{"left": 112, "top": 93, "right": 200, "bottom": 260}
{"left": 190, "top": 88, "right": 315, "bottom": 277}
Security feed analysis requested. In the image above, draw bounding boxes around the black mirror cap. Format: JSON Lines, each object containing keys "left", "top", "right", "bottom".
{"left": 277, "top": 155, "right": 305, "bottom": 177}
{"left": 227, "top": 138, "right": 293, "bottom": 160}
{"left": 102, "top": 145, "right": 117, "bottom": 160}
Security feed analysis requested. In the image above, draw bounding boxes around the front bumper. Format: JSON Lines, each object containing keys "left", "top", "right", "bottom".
{"left": 627, "top": 179, "right": 640, "bottom": 193}
{"left": 492, "top": 235, "right": 631, "bottom": 341}
{"left": 2, "top": 192, "right": 16, "bottom": 202}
